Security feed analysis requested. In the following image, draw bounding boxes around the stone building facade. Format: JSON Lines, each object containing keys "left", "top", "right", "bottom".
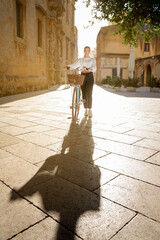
{"left": 0, "top": 0, "right": 77, "bottom": 96}
{"left": 96, "top": 24, "right": 160, "bottom": 85}
{"left": 135, "top": 36, "right": 160, "bottom": 85}
{"left": 96, "top": 25, "right": 131, "bottom": 84}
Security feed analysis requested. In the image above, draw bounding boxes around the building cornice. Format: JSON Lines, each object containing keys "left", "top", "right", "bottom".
{"left": 136, "top": 55, "right": 160, "bottom": 61}
{"left": 101, "top": 53, "right": 129, "bottom": 57}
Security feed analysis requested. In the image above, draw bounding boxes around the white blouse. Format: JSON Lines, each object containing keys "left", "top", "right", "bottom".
{"left": 68, "top": 57, "right": 96, "bottom": 73}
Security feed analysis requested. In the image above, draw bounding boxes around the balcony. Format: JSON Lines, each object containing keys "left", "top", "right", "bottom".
{"left": 48, "top": 0, "right": 65, "bottom": 17}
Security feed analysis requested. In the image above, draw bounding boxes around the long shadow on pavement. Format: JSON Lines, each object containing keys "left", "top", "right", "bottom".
{"left": 10, "top": 117, "right": 101, "bottom": 239}
{"left": 0, "top": 85, "right": 61, "bottom": 105}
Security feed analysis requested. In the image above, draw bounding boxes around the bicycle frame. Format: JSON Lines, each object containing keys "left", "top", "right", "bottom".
{"left": 66, "top": 68, "right": 85, "bottom": 120}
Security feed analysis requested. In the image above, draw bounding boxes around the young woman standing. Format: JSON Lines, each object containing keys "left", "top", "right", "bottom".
{"left": 67, "top": 46, "right": 96, "bottom": 117}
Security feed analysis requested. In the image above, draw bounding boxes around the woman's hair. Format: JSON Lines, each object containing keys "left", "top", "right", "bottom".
{"left": 84, "top": 46, "right": 90, "bottom": 51}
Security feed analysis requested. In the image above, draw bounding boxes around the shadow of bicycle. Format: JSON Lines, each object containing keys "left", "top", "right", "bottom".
{"left": 10, "top": 117, "right": 101, "bottom": 239}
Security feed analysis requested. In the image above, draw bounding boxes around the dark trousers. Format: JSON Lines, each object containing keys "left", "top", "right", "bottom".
{"left": 81, "top": 72, "right": 94, "bottom": 109}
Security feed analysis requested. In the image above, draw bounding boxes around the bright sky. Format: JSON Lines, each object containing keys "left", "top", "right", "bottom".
{"left": 75, "top": 0, "right": 108, "bottom": 57}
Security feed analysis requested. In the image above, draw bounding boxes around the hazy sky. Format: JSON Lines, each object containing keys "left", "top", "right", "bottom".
{"left": 75, "top": 0, "right": 108, "bottom": 57}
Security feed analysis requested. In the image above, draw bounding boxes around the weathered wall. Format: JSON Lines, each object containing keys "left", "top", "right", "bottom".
{"left": 0, "top": 0, "right": 48, "bottom": 95}
{"left": 0, "top": 0, "right": 77, "bottom": 96}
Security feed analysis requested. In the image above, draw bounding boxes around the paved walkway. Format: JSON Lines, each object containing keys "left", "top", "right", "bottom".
{"left": 0, "top": 85, "right": 160, "bottom": 240}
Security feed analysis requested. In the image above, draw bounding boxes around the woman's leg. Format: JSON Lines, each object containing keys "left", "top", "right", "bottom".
{"left": 86, "top": 76, "right": 94, "bottom": 109}
{"left": 81, "top": 77, "right": 87, "bottom": 108}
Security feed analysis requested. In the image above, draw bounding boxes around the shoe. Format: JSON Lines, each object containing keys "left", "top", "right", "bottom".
{"left": 88, "top": 109, "right": 92, "bottom": 117}
{"left": 85, "top": 108, "right": 88, "bottom": 116}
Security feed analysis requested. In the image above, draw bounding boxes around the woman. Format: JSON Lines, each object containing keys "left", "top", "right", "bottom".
{"left": 67, "top": 46, "right": 96, "bottom": 117}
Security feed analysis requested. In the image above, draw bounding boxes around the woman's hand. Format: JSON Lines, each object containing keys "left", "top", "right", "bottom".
{"left": 64, "top": 66, "right": 70, "bottom": 70}
{"left": 81, "top": 67, "right": 92, "bottom": 73}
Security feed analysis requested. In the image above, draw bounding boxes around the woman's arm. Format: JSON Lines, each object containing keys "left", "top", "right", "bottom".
{"left": 67, "top": 59, "right": 81, "bottom": 70}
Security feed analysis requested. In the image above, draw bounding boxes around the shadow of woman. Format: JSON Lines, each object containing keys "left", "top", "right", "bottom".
{"left": 10, "top": 117, "right": 101, "bottom": 239}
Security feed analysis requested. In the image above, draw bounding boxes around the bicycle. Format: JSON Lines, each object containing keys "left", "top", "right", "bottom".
{"left": 67, "top": 70, "right": 85, "bottom": 120}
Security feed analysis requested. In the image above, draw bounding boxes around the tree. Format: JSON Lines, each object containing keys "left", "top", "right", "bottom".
{"left": 85, "top": 0, "right": 160, "bottom": 45}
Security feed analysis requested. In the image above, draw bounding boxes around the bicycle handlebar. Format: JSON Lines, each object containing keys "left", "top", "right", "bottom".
{"left": 65, "top": 67, "right": 91, "bottom": 71}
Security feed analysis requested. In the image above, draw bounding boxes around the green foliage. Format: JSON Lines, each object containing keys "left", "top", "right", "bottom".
{"left": 147, "top": 76, "right": 160, "bottom": 88}
{"left": 102, "top": 76, "right": 123, "bottom": 87}
{"left": 85, "top": 0, "right": 160, "bottom": 46}
{"left": 102, "top": 76, "right": 113, "bottom": 85}
{"left": 123, "top": 77, "right": 142, "bottom": 88}
{"left": 102, "top": 76, "right": 142, "bottom": 88}
{"left": 112, "top": 77, "right": 123, "bottom": 87}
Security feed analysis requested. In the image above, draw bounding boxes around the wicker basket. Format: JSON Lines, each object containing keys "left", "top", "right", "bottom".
{"left": 67, "top": 74, "right": 85, "bottom": 85}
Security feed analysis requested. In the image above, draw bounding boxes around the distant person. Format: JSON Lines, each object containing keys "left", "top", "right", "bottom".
{"left": 67, "top": 46, "right": 96, "bottom": 117}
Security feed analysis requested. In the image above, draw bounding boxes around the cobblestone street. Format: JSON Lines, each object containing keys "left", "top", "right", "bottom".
{"left": 0, "top": 85, "right": 160, "bottom": 240}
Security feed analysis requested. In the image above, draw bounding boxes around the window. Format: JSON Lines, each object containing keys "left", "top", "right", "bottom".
{"left": 120, "top": 69, "right": 123, "bottom": 78}
{"left": 144, "top": 43, "right": 150, "bottom": 52}
{"left": 112, "top": 68, "right": 117, "bottom": 77}
{"left": 16, "top": 1, "right": 23, "bottom": 38}
{"left": 38, "top": 19, "right": 42, "bottom": 47}
{"left": 112, "top": 68, "right": 123, "bottom": 78}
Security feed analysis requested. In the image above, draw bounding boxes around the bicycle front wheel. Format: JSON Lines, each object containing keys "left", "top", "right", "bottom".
{"left": 72, "top": 87, "right": 81, "bottom": 120}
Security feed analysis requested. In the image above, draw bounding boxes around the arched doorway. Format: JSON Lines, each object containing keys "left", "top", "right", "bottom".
{"left": 146, "top": 64, "right": 152, "bottom": 84}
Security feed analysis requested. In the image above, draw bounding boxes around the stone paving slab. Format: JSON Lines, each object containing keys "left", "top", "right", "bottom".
{"left": 94, "top": 153, "right": 160, "bottom": 187}
{"left": 46, "top": 142, "right": 64, "bottom": 153}
{"left": 0, "top": 116, "right": 16, "bottom": 123}
{"left": 36, "top": 154, "right": 118, "bottom": 191}
{"left": 33, "top": 118, "right": 57, "bottom": 125}
{"left": 111, "top": 214, "right": 160, "bottom": 240}
{"left": 134, "top": 138, "right": 160, "bottom": 151}
{"left": 0, "top": 148, "right": 12, "bottom": 158}
{"left": 146, "top": 152, "right": 160, "bottom": 165}
{"left": 109, "top": 125, "right": 134, "bottom": 134}
{"left": 17, "top": 132, "right": 62, "bottom": 147}
{"left": 46, "top": 115, "right": 67, "bottom": 121}
{"left": 25, "top": 124, "right": 56, "bottom": 133}
{"left": 0, "top": 182, "right": 46, "bottom": 240}
{"left": 13, "top": 217, "right": 81, "bottom": 240}
{"left": 126, "top": 129, "right": 160, "bottom": 141}
{"left": 95, "top": 175, "right": 160, "bottom": 222}
{"left": 120, "top": 122, "right": 160, "bottom": 133}
{"left": 47, "top": 142, "right": 109, "bottom": 162}
{"left": 19, "top": 176, "right": 135, "bottom": 240}
{"left": 23, "top": 112, "right": 51, "bottom": 119}
{"left": 13, "top": 114, "right": 42, "bottom": 122}
{"left": 149, "top": 122, "right": 160, "bottom": 128}
{"left": 0, "top": 132, "right": 22, "bottom": 147}
{"left": 96, "top": 138, "right": 157, "bottom": 160}
{"left": 35, "top": 120, "right": 71, "bottom": 131}
{"left": 93, "top": 130, "right": 142, "bottom": 144}
{"left": 0, "top": 154, "right": 53, "bottom": 189}
{"left": 0, "top": 117, "right": 37, "bottom": 128}
{"left": 3, "top": 141, "right": 56, "bottom": 164}
{"left": 0, "top": 121, "right": 8, "bottom": 127}
{"left": 0, "top": 125, "right": 32, "bottom": 136}
{"left": 44, "top": 129, "right": 69, "bottom": 139}
{"left": 66, "top": 146, "right": 110, "bottom": 162}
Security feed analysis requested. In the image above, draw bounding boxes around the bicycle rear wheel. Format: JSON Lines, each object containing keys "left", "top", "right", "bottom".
{"left": 72, "top": 87, "right": 81, "bottom": 120}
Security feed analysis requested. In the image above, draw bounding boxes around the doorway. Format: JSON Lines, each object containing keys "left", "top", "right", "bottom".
{"left": 146, "top": 64, "right": 152, "bottom": 84}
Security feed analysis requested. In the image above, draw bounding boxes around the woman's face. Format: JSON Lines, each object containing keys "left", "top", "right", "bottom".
{"left": 84, "top": 47, "right": 90, "bottom": 57}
